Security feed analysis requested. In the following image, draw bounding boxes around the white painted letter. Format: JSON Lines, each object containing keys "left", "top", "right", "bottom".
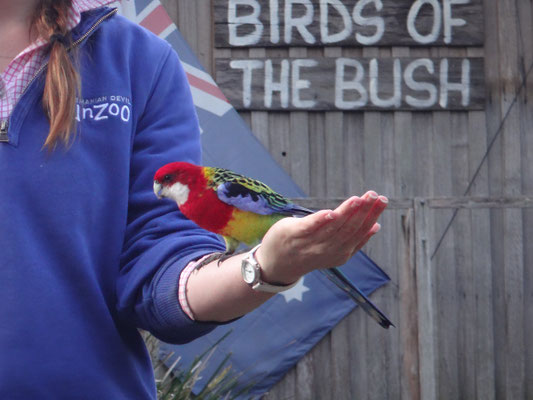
{"left": 439, "top": 58, "right": 470, "bottom": 108}
{"left": 404, "top": 59, "right": 438, "bottom": 108}
{"left": 264, "top": 60, "right": 290, "bottom": 108}
{"left": 353, "top": 0, "right": 385, "bottom": 45}
{"left": 291, "top": 59, "right": 318, "bottom": 108}
{"left": 284, "top": 0, "right": 316, "bottom": 44}
{"left": 369, "top": 58, "right": 402, "bottom": 108}
{"left": 228, "top": 0, "right": 263, "bottom": 46}
{"left": 407, "top": 0, "right": 441, "bottom": 44}
{"left": 443, "top": 0, "right": 468, "bottom": 44}
{"left": 335, "top": 58, "right": 368, "bottom": 109}
{"left": 230, "top": 60, "right": 264, "bottom": 107}
{"left": 270, "top": 0, "right": 280, "bottom": 44}
{"left": 320, "top": 0, "right": 352, "bottom": 44}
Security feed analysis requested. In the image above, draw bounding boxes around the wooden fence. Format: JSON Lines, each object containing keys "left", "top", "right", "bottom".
{"left": 261, "top": 196, "right": 531, "bottom": 400}
{"left": 160, "top": 0, "right": 533, "bottom": 398}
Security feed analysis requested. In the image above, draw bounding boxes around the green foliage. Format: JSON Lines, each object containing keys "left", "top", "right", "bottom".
{"left": 142, "top": 331, "right": 254, "bottom": 400}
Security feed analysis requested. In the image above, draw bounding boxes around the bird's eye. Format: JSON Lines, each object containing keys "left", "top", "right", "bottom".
{"left": 163, "top": 174, "right": 172, "bottom": 182}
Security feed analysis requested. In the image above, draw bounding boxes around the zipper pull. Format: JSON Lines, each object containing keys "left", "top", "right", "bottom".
{"left": 0, "top": 120, "right": 8, "bottom": 142}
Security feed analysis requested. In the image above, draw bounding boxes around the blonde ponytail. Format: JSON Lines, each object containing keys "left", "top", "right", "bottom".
{"left": 33, "top": 0, "right": 80, "bottom": 149}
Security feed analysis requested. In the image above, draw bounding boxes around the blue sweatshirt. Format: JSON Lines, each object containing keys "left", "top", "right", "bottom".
{"left": 0, "top": 7, "right": 226, "bottom": 399}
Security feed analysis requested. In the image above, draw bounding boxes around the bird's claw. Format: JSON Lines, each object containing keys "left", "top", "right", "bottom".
{"left": 195, "top": 252, "right": 224, "bottom": 269}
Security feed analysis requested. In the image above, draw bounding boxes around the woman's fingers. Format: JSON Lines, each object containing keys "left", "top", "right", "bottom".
{"left": 350, "top": 222, "right": 382, "bottom": 256}
{"left": 295, "top": 195, "right": 360, "bottom": 238}
{"left": 277, "top": 191, "right": 387, "bottom": 261}
{"left": 333, "top": 192, "right": 383, "bottom": 237}
{"left": 358, "top": 195, "right": 388, "bottom": 234}
{"left": 259, "top": 191, "right": 388, "bottom": 279}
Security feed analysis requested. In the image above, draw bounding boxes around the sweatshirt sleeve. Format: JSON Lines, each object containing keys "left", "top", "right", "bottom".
{"left": 116, "top": 42, "right": 226, "bottom": 344}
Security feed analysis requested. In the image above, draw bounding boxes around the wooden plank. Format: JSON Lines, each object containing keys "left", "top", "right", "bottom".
{"left": 308, "top": 112, "right": 327, "bottom": 197}
{"left": 393, "top": 111, "right": 413, "bottom": 197}
{"left": 494, "top": 1, "right": 527, "bottom": 396}
{"left": 313, "top": 331, "right": 334, "bottom": 399}
{"left": 447, "top": 75, "right": 472, "bottom": 400}
{"left": 288, "top": 110, "right": 310, "bottom": 193}
{"left": 414, "top": 198, "right": 437, "bottom": 400}
{"left": 292, "top": 196, "right": 533, "bottom": 210}
{"left": 467, "top": 107, "right": 496, "bottom": 400}
{"left": 325, "top": 111, "right": 345, "bottom": 196}
{"left": 361, "top": 45, "right": 389, "bottom": 400}
{"left": 215, "top": 57, "right": 486, "bottom": 111}
{"left": 330, "top": 317, "right": 352, "bottom": 400}
{"left": 264, "top": 367, "right": 295, "bottom": 399}
{"left": 250, "top": 110, "right": 270, "bottom": 148}
{"left": 323, "top": 46, "right": 352, "bottom": 398}
{"left": 516, "top": 1, "right": 533, "bottom": 398}
{"left": 431, "top": 107, "right": 459, "bottom": 400}
{"left": 323, "top": 46, "right": 352, "bottom": 400}
{"left": 177, "top": 0, "right": 198, "bottom": 55}
{"left": 428, "top": 195, "right": 533, "bottom": 208}
{"left": 342, "top": 45, "right": 364, "bottom": 195}
{"left": 291, "top": 197, "right": 415, "bottom": 210}
{"left": 349, "top": 307, "right": 369, "bottom": 400}
{"left": 375, "top": 100, "right": 401, "bottom": 399}
{"left": 407, "top": 47, "right": 433, "bottom": 196}
{"left": 249, "top": 48, "right": 271, "bottom": 152}
{"left": 214, "top": 0, "right": 485, "bottom": 48}
{"left": 196, "top": 0, "right": 215, "bottom": 73}
{"left": 289, "top": 47, "right": 311, "bottom": 194}
{"left": 481, "top": 1, "right": 505, "bottom": 397}
{"left": 268, "top": 111, "right": 291, "bottom": 171}
{"left": 398, "top": 209, "right": 420, "bottom": 400}
{"left": 294, "top": 350, "right": 315, "bottom": 400}
{"left": 451, "top": 109, "right": 477, "bottom": 400}
{"left": 344, "top": 112, "right": 365, "bottom": 195}
{"left": 391, "top": 45, "right": 421, "bottom": 400}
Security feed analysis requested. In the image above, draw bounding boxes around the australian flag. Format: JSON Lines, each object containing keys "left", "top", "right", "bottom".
{"left": 118, "top": 1, "right": 391, "bottom": 397}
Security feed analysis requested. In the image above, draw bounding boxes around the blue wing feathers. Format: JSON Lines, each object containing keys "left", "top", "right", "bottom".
{"left": 217, "top": 182, "right": 313, "bottom": 216}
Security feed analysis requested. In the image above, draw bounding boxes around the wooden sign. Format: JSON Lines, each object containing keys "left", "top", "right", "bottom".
{"left": 215, "top": 57, "right": 485, "bottom": 111}
{"left": 214, "top": 0, "right": 484, "bottom": 47}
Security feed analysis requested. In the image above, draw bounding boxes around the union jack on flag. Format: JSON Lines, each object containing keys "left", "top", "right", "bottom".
{"left": 118, "top": 2, "right": 390, "bottom": 398}
{"left": 117, "top": 1, "right": 232, "bottom": 122}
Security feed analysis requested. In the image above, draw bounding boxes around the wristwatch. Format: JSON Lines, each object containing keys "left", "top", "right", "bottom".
{"left": 241, "top": 244, "right": 301, "bottom": 293}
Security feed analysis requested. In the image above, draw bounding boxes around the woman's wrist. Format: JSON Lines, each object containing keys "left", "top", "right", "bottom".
{"left": 254, "top": 243, "right": 302, "bottom": 286}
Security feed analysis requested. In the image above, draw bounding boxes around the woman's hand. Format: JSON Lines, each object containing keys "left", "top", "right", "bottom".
{"left": 256, "top": 191, "right": 388, "bottom": 285}
{"left": 186, "top": 190, "right": 388, "bottom": 322}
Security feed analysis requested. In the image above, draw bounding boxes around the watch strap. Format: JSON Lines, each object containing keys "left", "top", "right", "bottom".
{"left": 244, "top": 244, "right": 301, "bottom": 293}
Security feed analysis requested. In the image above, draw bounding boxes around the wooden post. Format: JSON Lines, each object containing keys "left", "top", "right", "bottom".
{"left": 414, "top": 198, "right": 437, "bottom": 400}
{"left": 399, "top": 207, "right": 421, "bottom": 400}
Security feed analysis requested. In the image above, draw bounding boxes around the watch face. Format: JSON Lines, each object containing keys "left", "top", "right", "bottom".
{"left": 242, "top": 263, "right": 256, "bottom": 284}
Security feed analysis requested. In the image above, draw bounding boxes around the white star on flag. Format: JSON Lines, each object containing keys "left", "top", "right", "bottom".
{"left": 279, "top": 277, "right": 310, "bottom": 303}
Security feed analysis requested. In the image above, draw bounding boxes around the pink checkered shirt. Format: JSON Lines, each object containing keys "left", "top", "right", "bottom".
{"left": 0, "top": 0, "right": 201, "bottom": 320}
{"left": 0, "top": 0, "right": 114, "bottom": 120}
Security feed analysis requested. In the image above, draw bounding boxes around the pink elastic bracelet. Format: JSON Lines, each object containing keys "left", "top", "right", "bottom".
{"left": 178, "top": 254, "right": 212, "bottom": 320}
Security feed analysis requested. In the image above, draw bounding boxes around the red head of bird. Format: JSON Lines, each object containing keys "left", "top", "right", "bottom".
{"left": 153, "top": 161, "right": 206, "bottom": 207}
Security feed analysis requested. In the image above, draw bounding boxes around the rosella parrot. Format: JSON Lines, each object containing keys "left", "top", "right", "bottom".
{"left": 153, "top": 161, "right": 393, "bottom": 329}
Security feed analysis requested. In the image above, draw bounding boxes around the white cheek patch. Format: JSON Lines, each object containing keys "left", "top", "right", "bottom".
{"left": 167, "top": 182, "right": 190, "bottom": 206}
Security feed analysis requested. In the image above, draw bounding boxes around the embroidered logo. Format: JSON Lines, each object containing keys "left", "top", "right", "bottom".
{"left": 76, "top": 95, "right": 132, "bottom": 123}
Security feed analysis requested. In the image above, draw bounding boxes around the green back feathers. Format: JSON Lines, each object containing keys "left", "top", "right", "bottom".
{"left": 210, "top": 167, "right": 293, "bottom": 209}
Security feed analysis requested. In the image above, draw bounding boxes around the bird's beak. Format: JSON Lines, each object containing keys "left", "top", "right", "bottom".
{"left": 153, "top": 181, "right": 163, "bottom": 199}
